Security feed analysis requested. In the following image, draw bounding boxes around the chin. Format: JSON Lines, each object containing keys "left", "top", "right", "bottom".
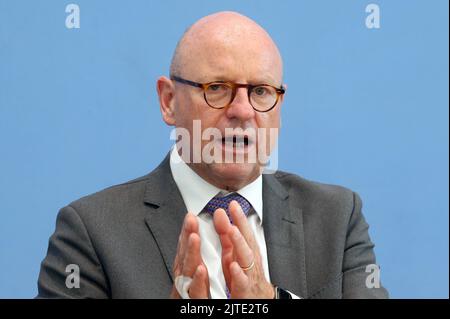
{"left": 209, "top": 162, "right": 260, "bottom": 190}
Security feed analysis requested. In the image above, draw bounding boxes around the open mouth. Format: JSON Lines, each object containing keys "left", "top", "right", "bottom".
{"left": 221, "top": 135, "right": 250, "bottom": 148}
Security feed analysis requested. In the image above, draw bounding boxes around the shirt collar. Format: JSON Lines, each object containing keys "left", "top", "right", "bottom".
{"left": 169, "top": 147, "right": 263, "bottom": 224}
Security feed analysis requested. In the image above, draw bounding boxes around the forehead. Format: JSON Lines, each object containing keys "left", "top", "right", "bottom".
{"left": 180, "top": 28, "right": 283, "bottom": 85}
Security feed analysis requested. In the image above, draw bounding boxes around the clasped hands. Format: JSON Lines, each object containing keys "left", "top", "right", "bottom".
{"left": 170, "top": 200, "right": 274, "bottom": 299}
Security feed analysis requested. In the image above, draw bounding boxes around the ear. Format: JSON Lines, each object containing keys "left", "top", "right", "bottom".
{"left": 156, "top": 76, "right": 176, "bottom": 126}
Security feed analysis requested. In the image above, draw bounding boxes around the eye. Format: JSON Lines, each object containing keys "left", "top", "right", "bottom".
{"left": 254, "top": 86, "right": 268, "bottom": 96}
{"left": 207, "top": 83, "right": 228, "bottom": 92}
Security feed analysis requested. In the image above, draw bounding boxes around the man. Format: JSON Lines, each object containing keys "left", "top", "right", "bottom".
{"left": 37, "top": 11, "right": 388, "bottom": 299}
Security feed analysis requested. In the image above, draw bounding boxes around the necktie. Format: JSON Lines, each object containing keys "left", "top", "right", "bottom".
{"left": 204, "top": 193, "right": 252, "bottom": 298}
{"left": 204, "top": 193, "right": 252, "bottom": 223}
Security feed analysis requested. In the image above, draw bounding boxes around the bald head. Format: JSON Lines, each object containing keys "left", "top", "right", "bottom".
{"left": 170, "top": 11, "right": 283, "bottom": 86}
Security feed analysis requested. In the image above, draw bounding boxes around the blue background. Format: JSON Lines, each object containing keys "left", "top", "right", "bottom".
{"left": 0, "top": 0, "right": 448, "bottom": 298}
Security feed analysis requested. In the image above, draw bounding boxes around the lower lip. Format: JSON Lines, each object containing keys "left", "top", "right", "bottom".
{"left": 218, "top": 140, "right": 254, "bottom": 155}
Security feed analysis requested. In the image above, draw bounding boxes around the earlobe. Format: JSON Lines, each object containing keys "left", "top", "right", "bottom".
{"left": 157, "top": 76, "right": 176, "bottom": 126}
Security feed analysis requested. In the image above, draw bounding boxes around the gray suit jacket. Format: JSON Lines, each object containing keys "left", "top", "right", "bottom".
{"left": 37, "top": 154, "right": 388, "bottom": 298}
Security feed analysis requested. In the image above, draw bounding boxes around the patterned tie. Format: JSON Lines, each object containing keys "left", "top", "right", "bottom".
{"left": 204, "top": 193, "right": 252, "bottom": 223}
{"left": 204, "top": 193, "right": 252, "bottom": 299}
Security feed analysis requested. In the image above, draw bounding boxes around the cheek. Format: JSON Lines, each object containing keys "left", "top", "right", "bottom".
{"left": 256, "top": 112, "right": 280, "bottom": 153}
{"left": 256, "top": 111, "right": 280, "bottom": 130}
{"left": 175, "top": 94, "right": 222, "bottom": 132}
{"left": 174, "top": 93, "right": 198, "bottom": 124}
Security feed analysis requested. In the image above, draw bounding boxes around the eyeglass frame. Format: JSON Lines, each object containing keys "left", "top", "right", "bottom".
{"left": 170, "top": 75, "right": 286, "bottom": 113}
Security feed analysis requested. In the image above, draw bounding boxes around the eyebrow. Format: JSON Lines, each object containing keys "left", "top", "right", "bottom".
{"left": 200, "top": 75, "right": 280, "bottom": 86}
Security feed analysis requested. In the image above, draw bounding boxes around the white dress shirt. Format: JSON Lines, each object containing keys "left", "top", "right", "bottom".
{"left": 169, "top": 147, "right": 271, "bottom": 298}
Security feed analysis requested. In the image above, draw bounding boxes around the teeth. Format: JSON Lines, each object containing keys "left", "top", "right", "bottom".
{"left": 221, "top": 136, "right": 249, "bottom": 148}
{"left": 224, "top": 137, "right": 244, "bottom": 142}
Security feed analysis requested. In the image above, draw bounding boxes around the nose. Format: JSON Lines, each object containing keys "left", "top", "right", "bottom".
{"left": 224, "top": 87, "right": 255, "bottom": 122}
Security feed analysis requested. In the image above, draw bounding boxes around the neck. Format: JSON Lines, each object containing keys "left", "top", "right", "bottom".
{"left": 186, "top": 162, "right": 260, "bottom": 192}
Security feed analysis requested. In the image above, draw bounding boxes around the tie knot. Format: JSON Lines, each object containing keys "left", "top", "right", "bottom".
{"left": 204, "top": 193, "right": 252, "bottom": 222}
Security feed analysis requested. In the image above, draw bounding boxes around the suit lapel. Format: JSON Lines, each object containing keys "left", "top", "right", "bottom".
{"left": 262, "top": 174, "right": 308, "bottom": 298}
{"left": 143, "top": 154, "right": 187, "bottom": 282}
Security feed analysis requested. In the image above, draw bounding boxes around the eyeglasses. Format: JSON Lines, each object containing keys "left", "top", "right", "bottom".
{"left": 171, "top": 75, "right": 285, "bottom": 112}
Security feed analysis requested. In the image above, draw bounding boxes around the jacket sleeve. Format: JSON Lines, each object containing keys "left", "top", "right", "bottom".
{"left": 36, "top": 205, "right": 109, "bottom": 298}
{"left": 342, "top": 192, "right": 389, "bottom": 298}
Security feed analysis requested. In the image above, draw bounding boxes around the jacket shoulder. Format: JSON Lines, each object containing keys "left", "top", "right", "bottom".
{"left": 66, "top": 174, "right": 151, "bottom": 218}
{"left": 274, "top": 170, "right": 354, "bottom": 196}
{"left": 272, "top": 170, "right": 357, "bottom": 215}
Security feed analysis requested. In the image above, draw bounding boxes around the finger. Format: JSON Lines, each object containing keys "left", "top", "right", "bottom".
{"left": 229, "top": 226, "right": 254, "bottom": 273}
{"left": 188, "top": 264, "right": 210, "bottom": 299}
{"left": 219, "top": 233, "right": 234, "bottom": 289}
{"left": 182, "top": 232, "right": 202, "bottom": 277}
{"left": 213, "top": 208, "right": 232, "bottom": 236}
{"left": 179, "top": 213, "right": 199, "bottom": 253}
{"left": 230, "top": 261, "right": 250, "bottom": 299}
{"left": 174, "top": 213, "right": 199, "bottom": 273}
{"left": 229, "top": 201, "right": 257, "bottom": 250}
{"left": 214, "top": 209, "right": 234, "bottom": 256}
{"left": 213, "top": 208, "right": 234, "bottom": 288}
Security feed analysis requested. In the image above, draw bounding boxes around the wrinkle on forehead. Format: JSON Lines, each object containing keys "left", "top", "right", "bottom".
{"left": 170, "top": 11, "right": 283, "bottom": 85}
